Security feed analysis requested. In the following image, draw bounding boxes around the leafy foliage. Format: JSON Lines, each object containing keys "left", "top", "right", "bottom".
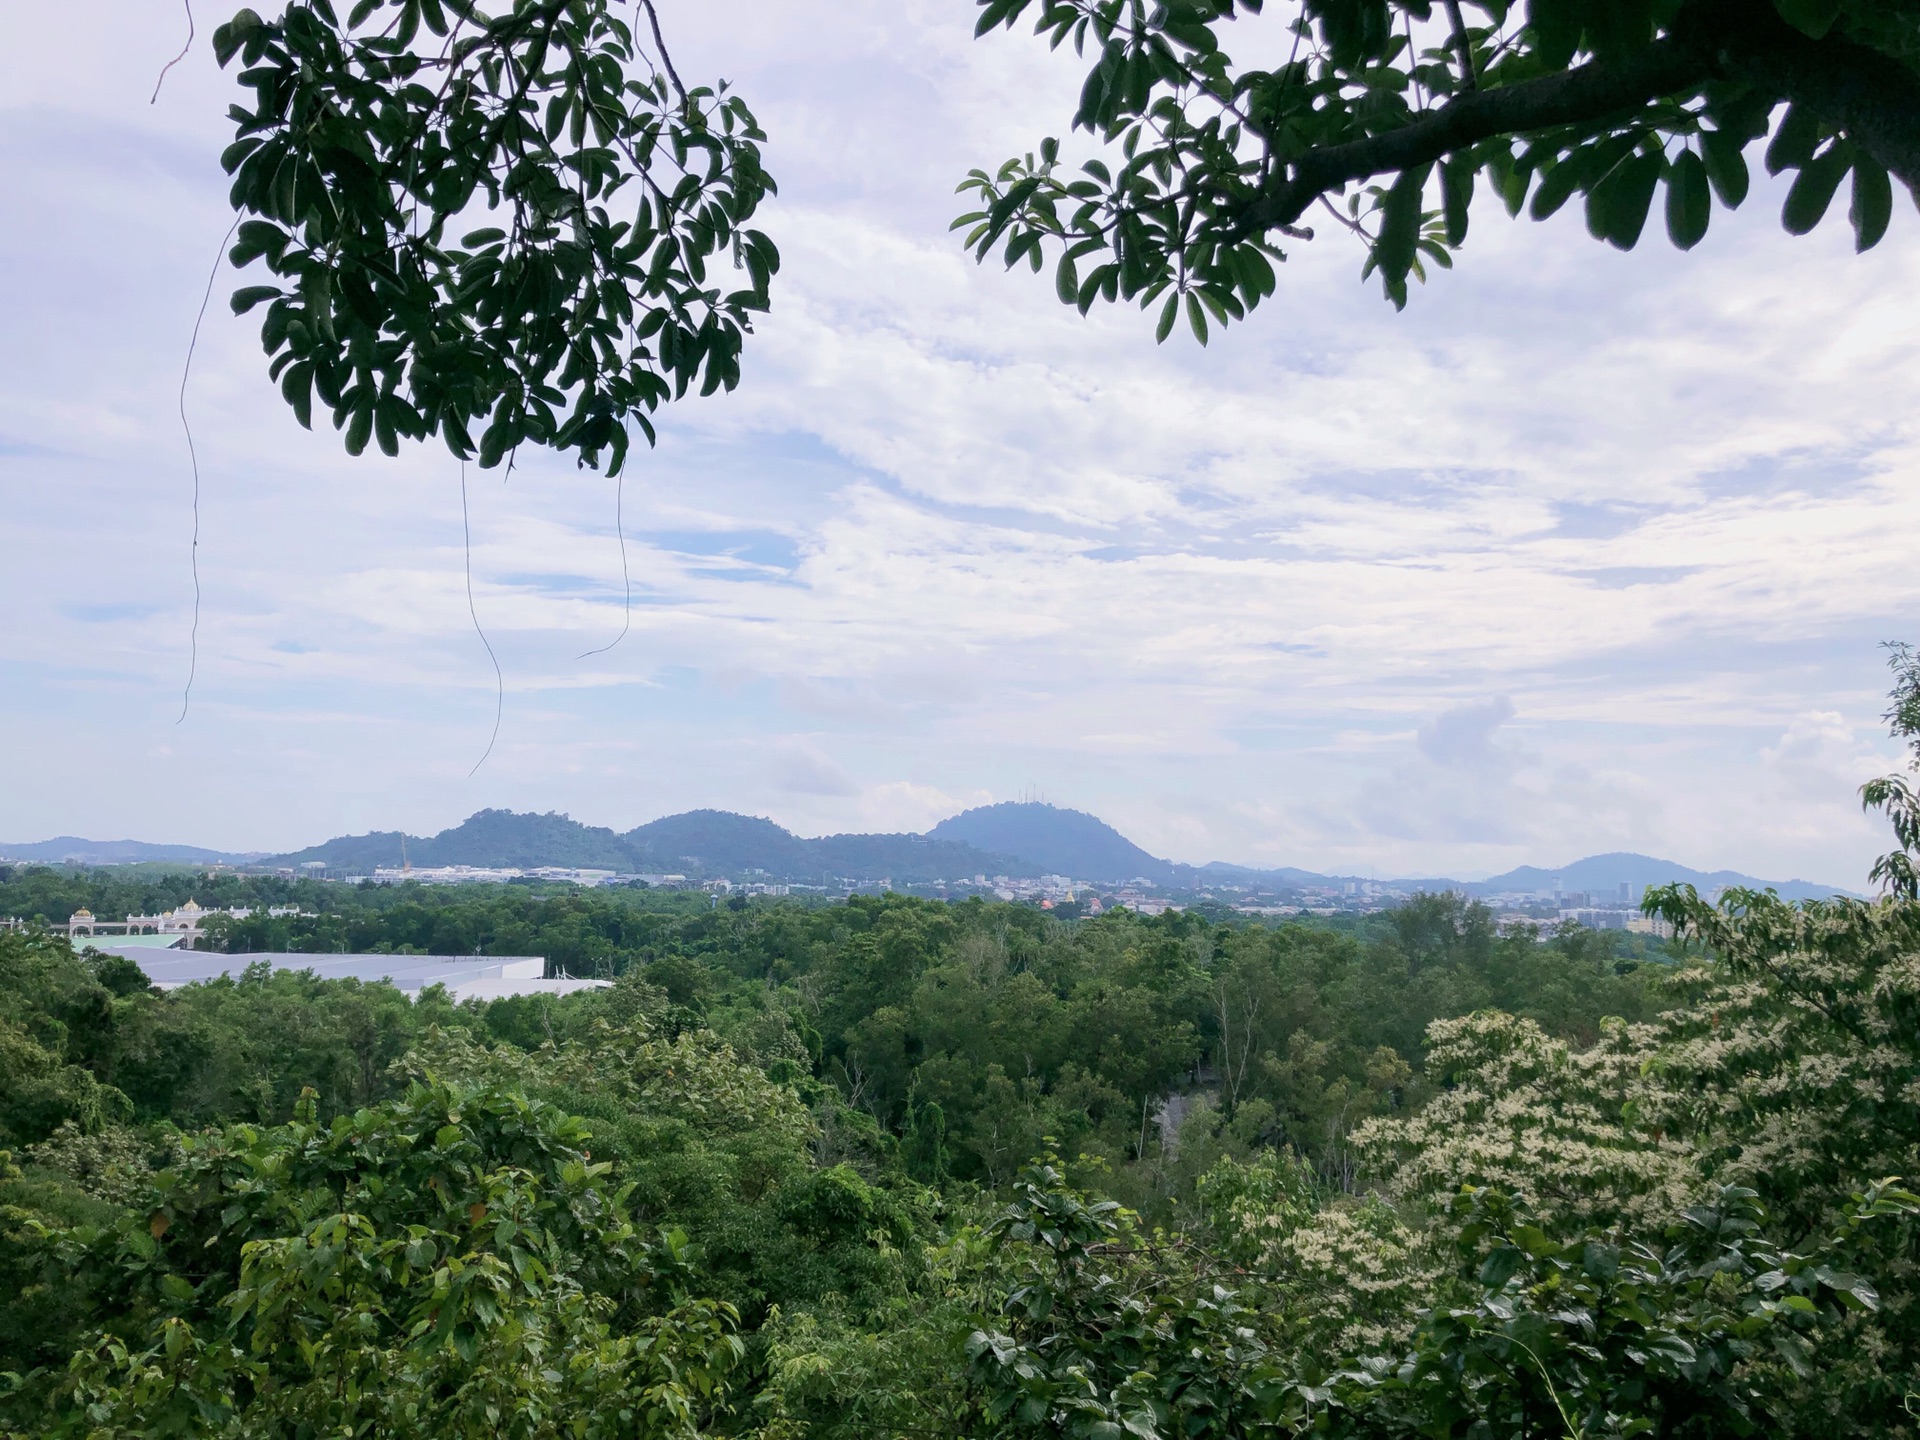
{"left": 961, "top": 1161, "right": 1918, "bottom": 1440}
{"left": 958, "top": 0, "right": 1920, "bottom": 335}
{"left": 48, "top": 1080, "right": 743, "bottom": 1439}
{"left": 9, "top": 676, "right": 1920, "bottom": 1438}
{"left": 214, "top": 0, "right": 776, "bottom": 473}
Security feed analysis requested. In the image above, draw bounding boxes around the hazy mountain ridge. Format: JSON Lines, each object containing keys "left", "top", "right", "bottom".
{"left": 266, "top": 808, "right": 1031, "bottom": 884}
{"left": 8, "top": 805, "right": 1863, "bottom": 899}
{"left": 0, "top": 837, "right": 265, "bottom": 866}
{"left": 1469, "top": 853, "right": 1857, "bottom": 904}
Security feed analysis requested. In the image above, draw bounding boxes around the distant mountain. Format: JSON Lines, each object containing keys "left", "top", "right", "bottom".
{"left": 1190, "top": 852, "right": 1859, "bottom": 903}
{"left": 626, "top": 811, "right": 818, "bottom": 876}
{"left": 1463, "top": 852, "right": 1858, "bottom": 904}
{"left": 269, "top": 810, "right": 634, "bottom": 873}
{"left": 0, "top": 837, "right": 260, "bottom": 866}
{"left": 20, "top": 808, "right": 1862, "bottom": 902}
{"left": 269, "top": 808, "right": 1031, "bottom": 884}
{"left": 267, "top": 829, "right": 412, "bottom": 873}
{"left": 1199, "top": 860, "right": 1336, "bottom": 886}
{"left": 813, "top": 832, "right": 1029, "bottom": 883}
{"left": 928, "top": 803, "right": 1183, "bottom": 884}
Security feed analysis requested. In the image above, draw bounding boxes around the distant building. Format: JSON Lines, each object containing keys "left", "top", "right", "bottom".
{"left": 372, "top": 865, "right": 519, "bottom": 885}
{"left": 1558, "top": 907, "right": 1629, "bottom": 931}
{"left": 79, "top": 948, "right": 608, "bottom": 1000}
{"left": 64, "top": 898, "right": 239, "bottom": 944}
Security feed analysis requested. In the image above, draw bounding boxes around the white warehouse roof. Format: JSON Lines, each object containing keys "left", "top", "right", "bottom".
{"left": 85, "top": 945, "right": 609, "bottom": 1001}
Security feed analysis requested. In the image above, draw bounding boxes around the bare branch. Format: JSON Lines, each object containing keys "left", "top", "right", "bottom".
{"left": 1441, "top": 0, "right": 1476, "bottom": 92}
{"left": 151, "top": 0, "right": 195, "bottom": 105}
{"left": 1317, "top": 193, "right": 1367, "bottom": 239}
{"left": 637, "top": 0, "right": 688, "bottom": 103}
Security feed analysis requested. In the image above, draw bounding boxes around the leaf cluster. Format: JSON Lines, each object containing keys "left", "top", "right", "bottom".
{"left": 958, "top": 0, "right": 1916, "bottom": 336}
{"left": 38, "top": 1078, "right": 744, "bottom": 1439}
{"left": 214, "top": 0, "right": 777, "bottom": 473}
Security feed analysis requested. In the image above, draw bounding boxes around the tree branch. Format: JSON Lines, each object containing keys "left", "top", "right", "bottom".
{"left": 637, "top": 0, "right": 687, "bottom": 103}
{"left": 1229, "top": 33, "right": 1716, "bottom": 237}
{"left": 1716, "top": 14, "right": 1920, "bottom": 194}
{"left": 1441, "top": 0, "right": 1476, "bottom": 92}
{"left": 1226, "top": 7, "right": 1920, "bottom": 242}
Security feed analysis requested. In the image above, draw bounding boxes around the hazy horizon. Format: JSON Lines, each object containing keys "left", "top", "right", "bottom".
{"left": 0, "top": 802, "right": 1872, "bottom": 890}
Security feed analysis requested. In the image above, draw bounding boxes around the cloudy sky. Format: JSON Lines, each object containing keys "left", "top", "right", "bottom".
{"left": 2, "top": 1, "right": 1916, "bottom": 884}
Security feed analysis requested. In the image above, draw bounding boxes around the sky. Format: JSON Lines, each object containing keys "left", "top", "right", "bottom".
{"left": 1, "top": 2, "right": 1917, "bottom": 886}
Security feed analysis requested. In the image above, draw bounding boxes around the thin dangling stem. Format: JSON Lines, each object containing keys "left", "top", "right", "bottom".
{"left": 151, "top": 0, "right": 195, "bottom": 104}
{"left": 176, "top": 216, "right": 240, "bottom": 724}
{"left": 578, "top": 469, "right": 631, "bottom": 659}
{"left": 461, "top": 460, "right": 504, "bottom": 776}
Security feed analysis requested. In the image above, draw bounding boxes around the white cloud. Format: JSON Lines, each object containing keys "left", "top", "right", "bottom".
{"left": 0, "top": 2, "right": 1913, "bottom": 889}
{"left": 1418, "top": 698, "right": 1518, "bottom": 771}
{"left": 769, "top": 741, "right": 860, "bottom": 798}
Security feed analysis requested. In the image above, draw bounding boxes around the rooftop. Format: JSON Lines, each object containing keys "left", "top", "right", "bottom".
{"left": 82, "top": 945, "right": 609, "bottom": 1001}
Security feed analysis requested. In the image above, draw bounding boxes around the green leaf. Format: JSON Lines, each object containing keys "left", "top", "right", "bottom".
{"left": 1665, "top": 149, "right": 1710, "bottom": 250}
{"left": 1510, "top": 1224, "right": 1557, "bottom": 1258}
{"left": 1185, "top": 291, "right": 1208, "bottom": 345}
{"left": 975, "top": 0, "right": 1024, "bottom": 37}
{"left": 1441, "top": 157, "right": 1473, "bottom": 245}
{"left": 212, "top": 9, "right": 263, "bottom": 66}
{"left": 1699, "top": 128, "right": 1750, "bottom": 208}
{"left": 1772, "top": 1328, "right": 1815, "bottom": 1378}
{"left": 1816, "top": 1266, "right": 1880, "bottom": 1311}
{"left": 1588, "top": 150, "right": 1661, "bottom": 250}
{"left": 1055, "top": 254, "right": 1079, "bottom": 304}
{"left": 1155, "top": 291, "right": 1178, "bottom": 343}
{"left": 1485, "top": 146, "right": 1527, "bottom": 217}
{"left": 281, "top": 362, "right": 314, "bottom": 429}
{"left": 1375, "top": 163, "right": 1431, "bottom": 296}
{"left": 1529, "top": 151, "right": 1590, "bottom": 222}
{"left": 1643, "top": 1332, "right": 1697, "bottom": 1365}
{"left": 1479, "top": 1246, "right": 1524, "bottom": 1288}
{"left": 1772, "top": 0, "right": 1842, "bottom": 37}
{"left": 1580, "top": 1242, "right": 1619, "bottom": 1280}
{"left": 1765, "top": 103, "right": 1821, "bottom": 176}
{"left": 1526, "top": 0, "right": 1581, "bottom": 69}
{"left": 1850, "top": 156, "right": 1893, "bottom": 251}
{"left": 1783, "top": 142, "right": 1852, "bottom": 235}
{"left": 231, "top": 285, "right": 282, "bottom": 315}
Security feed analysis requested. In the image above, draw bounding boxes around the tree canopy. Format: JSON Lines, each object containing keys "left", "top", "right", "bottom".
{"left": 7, "top": 688, "right": 1920, "bottom": 1437}
{"left": 213, "top": 0, "right": 776, "bottom": 474}
{"left": 191, "top": 0, "right": 1920, "bottom": 459}
{"left": 958, "top": 0, "right": 1920, "bottom": 334}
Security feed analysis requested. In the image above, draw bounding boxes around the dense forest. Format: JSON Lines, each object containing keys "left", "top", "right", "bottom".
{"left": 9, "top": 652, "right": 1920, "bottom": 1438}
{"left": 3, "top": 837, "right": 1916, "bottom": 1438}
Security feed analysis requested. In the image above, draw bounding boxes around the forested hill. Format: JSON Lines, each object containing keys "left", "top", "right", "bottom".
{"left": 0, "top": 837, "right": 263, "bottom": 866}
{"left": 19, "top": 804, "right": 1860, "bottom": 897}
{"left": 266, "top": 808, "right": 1033, "bottom": 883}
{"left": 1468, "top": 851, "right": 1853, "bottom": 901}
{"left": 928, "top": 802, "right": 1182, "bottom": 882}
{"left": 625, "top": 810, "right": 1030, "bottom": 882}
